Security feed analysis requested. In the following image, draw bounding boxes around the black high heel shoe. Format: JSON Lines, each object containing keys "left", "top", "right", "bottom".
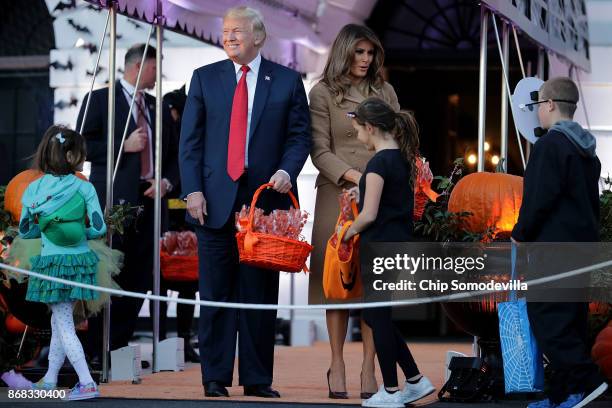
{"left": 360, "top": 372, "right": 376, "bottom": 399}
{"left": 327, "top": 369, "right": 348, "bottom": 399}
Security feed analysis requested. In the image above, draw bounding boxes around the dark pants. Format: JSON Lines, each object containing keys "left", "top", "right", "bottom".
{"left": 363, "top": 307, "right": 420, "bottom": 388}
{"left": 527, "top": 302, "right": 604, "bottom": 403}
{"left": 87, "top": 183, "right": 155, "bottom": 358}
{"left": 195, "top": 174, "right": 279, "bottom": 386}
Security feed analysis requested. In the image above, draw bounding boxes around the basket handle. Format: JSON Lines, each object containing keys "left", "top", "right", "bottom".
{"left": 350, "top": 198, "right": 359, "bottom": 218}
{"left": 336, "top": 220, "right": 354, "bottom": 244}
{"left": 246, "top": 183, "right": 300, "bottom": 233}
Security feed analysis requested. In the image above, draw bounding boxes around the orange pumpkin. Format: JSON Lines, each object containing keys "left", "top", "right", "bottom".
{"left": 589, "top": 302, "right": 610, "bottom": 316}
{"left": 5, "top": 313, "right": 27, "bottom": 334}
{"left": 448, "top": 172, "right": 523, "bottom": 236}
{"left": 4, "top": 169, "right": 88, "bottom": 222}
{"left": 592, "top": 321, "right": 612, "bottom": 379}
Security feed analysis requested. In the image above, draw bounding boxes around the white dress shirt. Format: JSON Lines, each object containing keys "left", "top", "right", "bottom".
{"left": 120, "top": 78, "right": 153, "bottom": 179}
{"left": 120, "top": 78, "right": 172, "bottom": 191}
{"left": 232, "top": 54, "right": 289, "bottom": 180}
{"left": 232, "top": 53, "right": 261, "bottom": 168}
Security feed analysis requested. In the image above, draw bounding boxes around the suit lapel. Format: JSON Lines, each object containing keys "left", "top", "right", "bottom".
{"left": 115, "top": 81, "right": 137, "bottom": 133}
{"left": 218, "top": 59, "right": 237, "bottom": 112}
{"left": 249, "top": 58, "right": 272, "bottom": 140}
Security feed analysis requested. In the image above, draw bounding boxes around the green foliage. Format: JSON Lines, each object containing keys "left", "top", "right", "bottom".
{"left": 104, "top": 203, "right": 141, "bottom": 236}
{"left": 0, "top": 186, "right": 12, "bottom": 233}
{"left": 415, "top": 158, "right": 494, "bottom": 242}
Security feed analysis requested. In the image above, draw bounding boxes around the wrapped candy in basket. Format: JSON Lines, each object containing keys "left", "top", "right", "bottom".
{"left": 413, "top": 156, "right": 439, "bottom": 221}
{"left": 235, "top": 183, "right": 312, "bottom": 273}
{"left": 160, "top": 231, "right": 199, "bottom": 281}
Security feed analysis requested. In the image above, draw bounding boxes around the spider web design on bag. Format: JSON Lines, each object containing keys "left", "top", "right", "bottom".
{"left": 498, "top": 299, "right": 543, "bottom": 393}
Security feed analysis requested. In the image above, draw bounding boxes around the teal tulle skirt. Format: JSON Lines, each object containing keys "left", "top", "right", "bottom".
{"left": 5, "top": 238, "right": 123, "bottom": 317}
{"left": 26, "top": 251, "right": 99, "bottom": 303}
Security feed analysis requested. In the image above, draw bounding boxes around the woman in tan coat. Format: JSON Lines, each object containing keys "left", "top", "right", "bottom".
{"left": 309, "top": 24, "right": 400, "bottom": 399}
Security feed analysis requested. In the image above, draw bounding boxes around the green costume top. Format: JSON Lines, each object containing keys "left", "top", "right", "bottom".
{"left": 19, "top": 174, "right": 107, "bottom": 303}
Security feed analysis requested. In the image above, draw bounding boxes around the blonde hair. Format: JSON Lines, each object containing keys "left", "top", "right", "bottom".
{"left": 321, "top": 24, "right": 385, "bottom": 104}
{"left": 224, "top": 6, "right": 266, "bottom": 46}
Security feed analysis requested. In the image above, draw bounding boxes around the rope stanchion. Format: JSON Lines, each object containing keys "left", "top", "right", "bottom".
{"left": 1, "top": 258, "right": 610, "bottom": 311}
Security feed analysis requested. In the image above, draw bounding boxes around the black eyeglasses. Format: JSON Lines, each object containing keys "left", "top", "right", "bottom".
{"left": 519, "top": 90, "right": 577, "bottom": 112}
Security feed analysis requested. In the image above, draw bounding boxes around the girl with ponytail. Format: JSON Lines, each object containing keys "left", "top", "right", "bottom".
{"left": 344, "top": 97, "right": 435, "bottom": 408}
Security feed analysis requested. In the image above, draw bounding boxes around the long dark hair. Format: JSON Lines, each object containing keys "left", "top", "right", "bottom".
{"left": 320, "top": 24, "right": 386, "bottom": 104}
{"left": 33, "top": 125, "right": 86, "bottom": 175}
{"left": 352, "top": 97, "right": 420, "bottom": 183}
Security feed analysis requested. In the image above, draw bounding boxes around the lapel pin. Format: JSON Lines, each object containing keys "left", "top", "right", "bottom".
{"left": 265, "top": 75, "right": 271, "bottom": 81}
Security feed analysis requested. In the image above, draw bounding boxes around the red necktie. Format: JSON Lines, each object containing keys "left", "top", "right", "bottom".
{"left": 227, "top": 65, "right": 250, "bottom": 181}
{"left": 136, "top": 92, "right": 152, "bottom": 178}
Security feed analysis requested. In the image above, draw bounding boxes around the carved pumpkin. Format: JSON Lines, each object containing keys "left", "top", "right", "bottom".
{"left": 592, "top": 321, "right": 612, "bottom": 380}
{"left": 448, "top": 172, "right": 523, "bottom": 236}
{"left": 4, "top": 170, "right": 87, "bottom": 223}
{"left": 5, "top": 313, "right": 27, "bottom": 334}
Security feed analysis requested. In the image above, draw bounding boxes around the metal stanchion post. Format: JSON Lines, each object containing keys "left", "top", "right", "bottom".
{"left": 102, "top": 0, "right": 117, "bottom": 383}
{"left": 500, "top": 21, "right": 509, "bottom": 172}
{"left": 477, "top": 6, "right": 489, "bottom": 172}
{"left": 152, "top": 2, "right": 164, "bottom": 373}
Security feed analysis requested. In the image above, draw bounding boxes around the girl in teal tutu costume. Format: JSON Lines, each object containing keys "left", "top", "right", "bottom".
{"left": 18, "top": 125, "right": 109, "bottom": 400}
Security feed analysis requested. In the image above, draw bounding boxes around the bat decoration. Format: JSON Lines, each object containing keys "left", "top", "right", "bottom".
{"left": 86, "top": 66, "right": 105, "bottom": 77}
{"left": 53, "top": 0, "right": 76, "bottom": 13}
{"left": 49, "top": 59, "right": 74, "bottom": 71}
{"left": 86, "top": 4, "right": 102, "bottom": 12}
{"left": 106, "top": 33, "right": 124, "bottom": 40}
{"left": 78, "top": 42, "right": 98, "bottom": 54}
{"left": 54, "top": 96, "right": 79, "bottom": 110}
{"left": 68, "top": 19, "right": 92, "bottom": 34}
{"left": 127, "top": 19, "right": 143, "bottom": 29}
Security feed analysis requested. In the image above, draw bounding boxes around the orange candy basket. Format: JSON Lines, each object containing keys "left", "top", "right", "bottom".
{"left": 235, "top": 183, "right": 312, "bottom": 273}
{"left": 160, "top": 250, "right": 199, "bottom": 281}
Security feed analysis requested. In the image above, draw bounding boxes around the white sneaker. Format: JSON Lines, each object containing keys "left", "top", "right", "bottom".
{"left": 399, "top": 376, "right": 436, "bottom": 404}
{"left": 362, "top": 385, "right": 405, "bottom": 408}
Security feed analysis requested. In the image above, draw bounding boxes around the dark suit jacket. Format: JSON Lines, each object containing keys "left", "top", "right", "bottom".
{"left": 76, "top": 81, "right": 180, "bottom": 208}
{"left": 179, "top": 58, "right": 311, "bottom": 229}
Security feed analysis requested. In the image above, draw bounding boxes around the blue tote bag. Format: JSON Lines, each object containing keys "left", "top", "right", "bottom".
{"left": 497, "top": 243, "right": 544, "bottom": 393}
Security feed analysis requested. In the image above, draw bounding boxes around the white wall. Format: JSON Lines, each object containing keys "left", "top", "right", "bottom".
{"left": 575, "top": 1, "right": 612, "bottom": 180}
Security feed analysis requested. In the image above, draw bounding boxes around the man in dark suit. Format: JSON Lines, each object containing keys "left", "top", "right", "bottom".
{"left": 76, "top": 44, "right": 179, "bottom": 364}
{"left": 179, "top": 6, "right": 311, "bottom": 399}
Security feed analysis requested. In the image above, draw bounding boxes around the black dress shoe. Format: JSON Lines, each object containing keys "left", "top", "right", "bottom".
{"left": 204, "top": 381, "right": 229, "bottom": 397}
{"left": 184, "top": 344, "right": 200, "bottom": 363}
{"left": 244, "top": 385, "right": 281, "bottom": 398}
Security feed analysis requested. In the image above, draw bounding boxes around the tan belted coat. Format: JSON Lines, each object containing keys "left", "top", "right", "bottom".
{"left": 308, "top": 81, "right": 400, "bottom": 304}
